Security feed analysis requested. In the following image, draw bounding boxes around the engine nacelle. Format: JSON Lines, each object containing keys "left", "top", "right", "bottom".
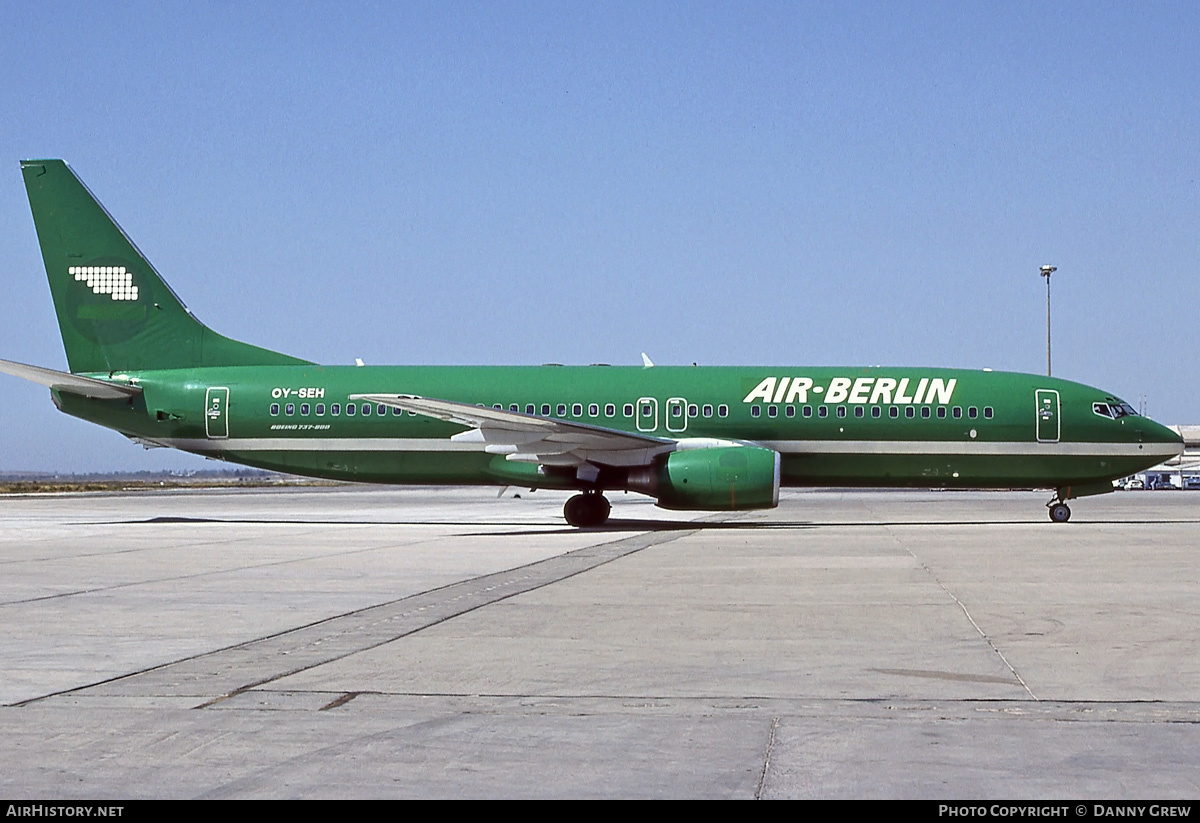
{"left": 626, "top": 446, "right": 781, "bottom": 511}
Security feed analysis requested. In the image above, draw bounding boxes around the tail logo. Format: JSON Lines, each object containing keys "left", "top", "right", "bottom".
{"left": 64, "top": 259, "right": 149, "bottom": 344}
{"left": 70, "top": 266, "right": 140, "bottom": 301}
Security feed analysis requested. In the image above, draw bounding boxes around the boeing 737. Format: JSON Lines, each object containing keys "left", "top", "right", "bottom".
{"left": 0, "top": 160, "right": 1184, "bottom": 526}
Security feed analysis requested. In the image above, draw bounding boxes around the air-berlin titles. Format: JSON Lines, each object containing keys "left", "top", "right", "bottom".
{"left": 743, "top": 376, "right": 958, "bottom": 406}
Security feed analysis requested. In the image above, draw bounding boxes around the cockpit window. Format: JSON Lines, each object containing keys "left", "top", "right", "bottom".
{"left": 1093, "top": 401, "right": 1139, "bottom": 419}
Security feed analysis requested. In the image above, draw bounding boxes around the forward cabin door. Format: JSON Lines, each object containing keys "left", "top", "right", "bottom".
{"left": 1035, "top": 389, "right": 1060, "bottom": 443}
{"left": 205, "top": 387, "right": 229, "bottom": 439}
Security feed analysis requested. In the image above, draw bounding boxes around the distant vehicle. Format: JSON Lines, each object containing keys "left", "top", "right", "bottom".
{"left": 1185, "top": 477, "right": 1200, "bottom": 490}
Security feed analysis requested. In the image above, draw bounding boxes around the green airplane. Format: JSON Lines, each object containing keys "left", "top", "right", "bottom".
{"left": 0, "top": 160, "right": 1184, "bottom": 526}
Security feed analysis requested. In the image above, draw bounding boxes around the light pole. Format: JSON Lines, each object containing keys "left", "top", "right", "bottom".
{"left": 1040, "top": 265, "right": 1057, "bottom": 376}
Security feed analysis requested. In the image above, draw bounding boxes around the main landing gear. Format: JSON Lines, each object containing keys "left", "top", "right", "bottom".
{"left": 564, "top": 492, "right": 611, "bottom": 528}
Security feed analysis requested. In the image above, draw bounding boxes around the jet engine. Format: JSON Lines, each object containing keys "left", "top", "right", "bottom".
{"left": 626, "top": 445, "right": 780, "bottom": 510}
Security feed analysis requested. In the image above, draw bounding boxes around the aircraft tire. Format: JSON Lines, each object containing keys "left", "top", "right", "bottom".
{"left": 1048, "top": 503, "right": 1071, "bottom": 523}
{"left": 564, "top": 493, "right": 610, "bottom": 527}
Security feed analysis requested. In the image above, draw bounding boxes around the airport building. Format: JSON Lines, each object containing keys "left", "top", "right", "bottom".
{"left": 1120, "top": 425, "right": 1200, "bottom": 490}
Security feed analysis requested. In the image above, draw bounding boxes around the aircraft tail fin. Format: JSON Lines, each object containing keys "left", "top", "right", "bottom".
{"left": 20, "top": 159, "right": 310, "bottom": 373}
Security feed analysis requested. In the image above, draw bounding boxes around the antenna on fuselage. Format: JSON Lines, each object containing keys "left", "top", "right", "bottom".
{"left": 641, "top": 352, "right": 654, "bottom": 368}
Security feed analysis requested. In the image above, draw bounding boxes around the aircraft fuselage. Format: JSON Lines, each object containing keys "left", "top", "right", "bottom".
{"left": 56, "top": 364, "right": 1180, "bottom": 494}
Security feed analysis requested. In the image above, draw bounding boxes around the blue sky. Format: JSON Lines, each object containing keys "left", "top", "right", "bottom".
{"left": 1, "top": 1, "right": 1197, "bottom": 472}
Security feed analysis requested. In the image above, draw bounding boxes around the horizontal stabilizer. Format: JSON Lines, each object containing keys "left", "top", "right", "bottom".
{"left": 0, "top": 358, "right": 142, "bottom": 400}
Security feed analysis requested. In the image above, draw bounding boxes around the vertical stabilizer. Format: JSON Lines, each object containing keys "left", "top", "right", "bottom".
{"left": 21, "top": 160, "right": 309, "bottom": 373}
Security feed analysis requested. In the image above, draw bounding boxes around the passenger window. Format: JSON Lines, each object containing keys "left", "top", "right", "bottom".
{"left": 968, "top": 407, "right": 978, "bottom": 419}
{"left": 510, "top": 404, "right": 519, "bottom": 412}
{"left": 905, "top": 407, "right": 915, "bottom": 418}
{"left": 703, "top": 404, "right": 713, "bottom": 417}
{"left": 270, "top": 403, "right": 279, "bottom": 416}
{"left": 331, "top": 403, "right": 341, "bottom": 416}
{"left": 836, "top": 406, "right": 846, "bottom": 418}
{"left": 768, "top": 405, "right": 778, "bottom": 418}
{"left": 526, "top": 404, "right": 536, "bottom": 415}
{"left": 378, "top": 404, "right": 387, "bottom": 416}
{"left": 953, "top": 407, "right": 962, "bottom": 419}
{"left": 937, "top": 407, "right": 946, "bottom": 419}
{"left": 606, "top": 404, "right": 616, "bottom": 417}
{"left": 392, "top": 406, "right": 401, "bottom": 415}
{"left": 751, "top": 406, "right": 761, "bottom": 418}
{"left": 573, "top": 403, "right": 583, "bottom": 416}
{"left": 558, "top": 404, "right": 567, "bottom": 416}
{"left": 300, "top": 403, "right": 310, "bottom": 415}
{"left": 541, "top": 404, "right": 551, "bottom": 416}
{"left": 361, "top": 404, "right": 371, "bottom": 416}
{"left": 347, "top": 404, "right": 356, "bottom": 415}
{"left": 803, "top": 406, "right": 813, "bottom": 418}
{"left": 890, "top": 407, "right": 899, "bottom": 418}
{"left": 624, "top": 404, "right": 634, "bottom": 417}
{"left": 984, "top": 407, "right": 994, "bottom": 419}
{"left": 687, "top": 404, "right": 697, "bottom": 417}
{"left": 818, "top": 406, "right": 828, "bottom": 418}
{"left": 871, "top": 406, "right": 881, "bottom": 418}
{"left": 285, "top": 403, "right": 295, "bottom": 415}
{"left": 493, "top": 404, "right": 503, "bottom": 410}
{"left": 718, "top": 405, "right": 728, "bottom": 417}
{"left": 855, "top": 406, "right": 864, "bottom": 418}
{"left": 589, "top": 403, "right": 599, "bottom": 416}
{"left": 786, "top": 406, "right": 795, "bottom": 418}
{"left": 921, "top": 407, "right": 930, "bottom": 418}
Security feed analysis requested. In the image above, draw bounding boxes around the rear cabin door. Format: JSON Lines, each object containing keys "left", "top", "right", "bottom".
{"left": 1035, "top": 389, "right": 1060, "bottom": 443}
{"left": 205, "top": 387, "right": 229, "bottom": 439}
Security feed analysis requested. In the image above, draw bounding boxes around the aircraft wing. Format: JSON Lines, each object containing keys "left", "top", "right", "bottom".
{"left": 0, "top": 359, "right": 142, "bottom": 400}
{"left": 349, "top": 393, "right": 675, "bottom": 467}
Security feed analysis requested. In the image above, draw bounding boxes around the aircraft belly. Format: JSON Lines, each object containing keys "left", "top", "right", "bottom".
{"left": 210, "top": 449, "right": 498, "bottom": 485}
{"left": 779, "top": 451, "right": 1153, "bottom": 489}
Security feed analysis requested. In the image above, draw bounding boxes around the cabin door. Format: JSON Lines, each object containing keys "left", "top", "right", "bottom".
{"left": 1035, "top": 389, "right": 1060, "bottom": 443}
{"left": 205, "top": 387, "right": 229, "bottom": 439}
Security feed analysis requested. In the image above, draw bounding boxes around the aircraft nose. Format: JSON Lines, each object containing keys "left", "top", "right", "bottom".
{"left": 1142, "top": 420, "right": 1185, "bottom": 457}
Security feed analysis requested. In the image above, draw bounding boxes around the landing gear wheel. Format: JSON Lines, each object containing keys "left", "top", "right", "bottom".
{"left": 564, "top": 493, "right": 611, "bottom": 527}
{"left": 1048, "top": 503, "right": 1071, "bottom": 523}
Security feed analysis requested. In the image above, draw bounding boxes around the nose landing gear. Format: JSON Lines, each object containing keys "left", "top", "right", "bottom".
{"left": 564, "top": 492, "right": 611, "bottom": 528}
{"left": 1048, "top": 503, "right": 1071, "bottom": 523}
{"left": 1047, "top": 498, "right": 1071, "bottom": 523}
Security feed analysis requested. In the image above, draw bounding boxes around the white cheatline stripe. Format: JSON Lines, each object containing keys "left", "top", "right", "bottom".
{"left": 158, "top": 435, "right": 1181, "bottom": 460}
{"left": 760, "top": 439, "right": 1182, "bottom": 459}
{"left": 162, "top": 437, "right": 486, "bottom": 452}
